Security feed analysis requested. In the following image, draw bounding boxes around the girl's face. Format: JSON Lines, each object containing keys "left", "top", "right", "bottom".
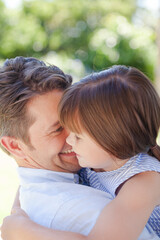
{"left": 66, "top": 131, "right": 125, "bottom": 171}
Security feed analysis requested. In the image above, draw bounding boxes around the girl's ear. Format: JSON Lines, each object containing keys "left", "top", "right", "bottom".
{"left": 0, "top": 136, "right": 26, "bottom": 159}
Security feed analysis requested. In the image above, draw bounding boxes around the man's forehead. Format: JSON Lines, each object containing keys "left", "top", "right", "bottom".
{"left": 27, "top": 91, "right": 62, "bottom": 114}
{"left": 26, "top": 92, "right": 62, "bottom": 132}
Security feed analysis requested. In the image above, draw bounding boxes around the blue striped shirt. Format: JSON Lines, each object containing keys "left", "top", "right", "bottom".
{"left": 79, "top": 153, "right": 160, "bottom": 237}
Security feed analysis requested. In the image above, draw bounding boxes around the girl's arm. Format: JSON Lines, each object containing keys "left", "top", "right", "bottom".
{"left": 1, "top": 210, "right": 85, "bottom": 240}
{"left": 1, "top": 171, "right": 160, "bottom": 240}
{"left": 88, "top": 171, "right": 160, "bottom": 240}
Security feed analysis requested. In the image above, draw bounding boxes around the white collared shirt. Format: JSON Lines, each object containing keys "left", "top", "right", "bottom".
{"left": 18, "top": 167, "right": 112, "bottom": 235}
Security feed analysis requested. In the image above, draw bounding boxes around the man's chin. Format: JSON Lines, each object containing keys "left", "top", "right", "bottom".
{"left": 59, "top": 153, "right": 81, "bottom": 170}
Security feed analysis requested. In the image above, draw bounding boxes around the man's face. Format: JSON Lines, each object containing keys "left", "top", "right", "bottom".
{"left": 19, "top": 90, "right": 81, "bottom": 173}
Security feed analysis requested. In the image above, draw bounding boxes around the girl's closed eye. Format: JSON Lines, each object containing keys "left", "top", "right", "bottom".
{"left": 74, "top": 134, "right": 82, "bottom": 140}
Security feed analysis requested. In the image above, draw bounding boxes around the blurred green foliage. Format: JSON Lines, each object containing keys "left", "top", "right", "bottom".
{"left": 0, "top": 0, "right": 157, "bottom": 80}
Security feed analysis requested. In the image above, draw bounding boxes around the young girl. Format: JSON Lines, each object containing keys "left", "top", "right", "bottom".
{"left": 1, "top": 65, "right": 160, "bottom": 240}
{"left": 59, "top": 65, "right": 160, "bottom": 237}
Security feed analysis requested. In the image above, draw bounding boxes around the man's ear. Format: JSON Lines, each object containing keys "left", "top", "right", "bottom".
{"left": 0, "top": 136, "right": 26, "bottom": 159}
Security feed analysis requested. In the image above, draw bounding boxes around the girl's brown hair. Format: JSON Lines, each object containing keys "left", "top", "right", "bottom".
{"left": 59, "top": 65, "right": 160, "bottom": 161}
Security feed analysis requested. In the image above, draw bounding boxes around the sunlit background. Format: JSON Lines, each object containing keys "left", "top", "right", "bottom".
{"left": 0, "top": 0, "right": 160, "bottom": 226}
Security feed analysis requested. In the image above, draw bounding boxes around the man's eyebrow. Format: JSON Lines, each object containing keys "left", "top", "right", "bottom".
{"left": 46, "top": 121, "right": 60, "bottom": 132}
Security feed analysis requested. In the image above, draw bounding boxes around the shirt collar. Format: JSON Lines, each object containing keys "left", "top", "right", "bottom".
{"left": 17, "top": 167, "right": 80, "bottom": 185}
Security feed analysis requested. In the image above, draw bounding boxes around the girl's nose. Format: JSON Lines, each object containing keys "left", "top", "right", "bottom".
{"left": 66, "top": 132, "right": 76, "bottom": 147}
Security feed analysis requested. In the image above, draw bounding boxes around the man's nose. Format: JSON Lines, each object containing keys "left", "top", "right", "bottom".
{"left": 66, "top": 132, "right": 75, "bottom": 147}
{"left": 63, "top": 128, "right": 70, "bottom": 138}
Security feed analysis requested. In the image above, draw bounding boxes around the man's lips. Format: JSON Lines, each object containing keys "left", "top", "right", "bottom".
{"left": 61, "top": 149, "right": 74, "bottom": 154}
{"left": 60, "top": 149, "right": 76, "bottom": 156}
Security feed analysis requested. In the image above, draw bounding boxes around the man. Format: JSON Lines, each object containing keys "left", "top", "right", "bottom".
{"left": 0, "top": 56, "right": 112, "bottom": 235}
{"left": 0, "top": 57, "right": 156, "bottom": 240}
